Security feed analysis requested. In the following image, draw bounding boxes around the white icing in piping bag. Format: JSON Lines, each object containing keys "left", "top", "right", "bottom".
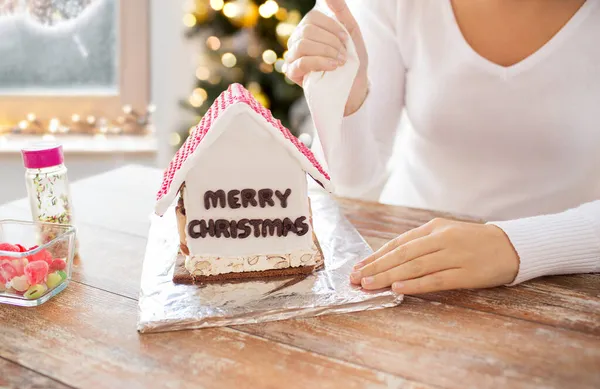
{"left": 303, "top": 0, "right": 360, "bottom": 191}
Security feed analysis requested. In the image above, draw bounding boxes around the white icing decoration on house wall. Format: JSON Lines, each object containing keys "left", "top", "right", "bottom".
{"left": 183, "top": 108, "right": 314, "bottom": 257}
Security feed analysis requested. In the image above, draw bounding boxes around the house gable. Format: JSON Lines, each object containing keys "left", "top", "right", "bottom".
{"left": 155, "top": 83, "right": 332, "bottom": 216}
{"left": 183, "top": 108, "right": 313, "bottom": 257}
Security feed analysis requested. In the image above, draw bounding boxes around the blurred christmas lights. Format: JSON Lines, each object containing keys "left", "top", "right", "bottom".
{"left": 0, "top": 105, "right": 155, "bottom": 136}
{"left": 259, "top": 0, "right": 279, "bottom": 18}
{"left": 221, "top": 52, "right": 237, "bottom": 67}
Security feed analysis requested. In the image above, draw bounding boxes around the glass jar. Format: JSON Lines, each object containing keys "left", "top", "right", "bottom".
{"left": 0, "top": 220, "right": 76, "bottom": 306}
{"left": 21, "top": 144, "right": 74, "bottom": 252}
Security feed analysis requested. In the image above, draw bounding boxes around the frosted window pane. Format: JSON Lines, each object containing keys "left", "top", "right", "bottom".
{"left": 0, "top": 0, "right": 118, "bottom": 95}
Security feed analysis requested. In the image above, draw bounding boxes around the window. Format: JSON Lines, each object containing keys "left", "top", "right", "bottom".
{"left": 0, "top": 0, "right": 148, "bottom": 126}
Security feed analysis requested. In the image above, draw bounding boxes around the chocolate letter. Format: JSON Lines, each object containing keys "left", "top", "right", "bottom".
{"left": 262, "top": 219, "right": 283, "bottom": 237}
{"left": 227, "top": 190, "right": 241, "bottom": 209}
{"left": 199, "top": 219, "right": 216, "bottom": 238}
{"left": 275, "top": 189, "right": 292, "bottom": 208}
{"left": 238, "top": 219, "right": 251, "bottom": 239}
{"left": 249, "top": 219, "right": 262, "bottom": 237}
{"left": 215, "top": 219, "right": 231, "bottom": 238}
{"left": 188, "top": 220, "right": 201, "bottom": 239}
{"left": 241, "top": 189, "right": 258, "bottom": 208}
{"left": 294, "top": 216, "right": 309, "bottom": 236}
{"left": 229, "top": 220, "right": 238, "bottom": 239}
{"left": 282, "top": 217, "right": 297, "bottom": 237}
{"left": 189, "top": 219, "right": 215, "bottom": 238}
{"left": 258, "top": 189, "right": 275, "bottom": 208}
{"left": 204, "top": 190, "right": 226, "bottom": 210}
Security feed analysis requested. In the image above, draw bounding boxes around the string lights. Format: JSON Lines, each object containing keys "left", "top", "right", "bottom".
{"left": 0, "top": 105, "right": 155, "bottom": 137}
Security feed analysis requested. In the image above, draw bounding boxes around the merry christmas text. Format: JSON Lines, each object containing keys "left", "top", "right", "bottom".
{"left": 187, "top": 188, "right": 309, "bottom": 239}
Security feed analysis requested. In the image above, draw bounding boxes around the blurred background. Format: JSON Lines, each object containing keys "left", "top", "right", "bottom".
{"left": 0, "top": 0, "right": 317, "bottom": 204}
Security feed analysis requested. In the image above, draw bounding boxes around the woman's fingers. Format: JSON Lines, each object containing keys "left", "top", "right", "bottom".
{"left": 353, "top": 222, "right": 434, "bottom": 270}
{"left": 285, "top": 56, "right": 340, "bottom": 85}
{"left": 360, "top": 251, "right": 454, "bottom": 290}
{"left": 295, "top": 9, "right": 347, "bottom": 39}
{"left": 288, "top": 22, "right": 347, "bottom": 53}
{"left": 324, "top": 0, "right": 360, "bottom": 40}
{"left": 350, "top": 235, "right": 441, "bottom": 284}
{"left": 286, "top": 38, "right": 346, "bottom": 64}
{"left": 284, "top": 10, "right": 350, "bottom": 85}
{"left": 392, "top": 269, "right": 465, "bottom": 295}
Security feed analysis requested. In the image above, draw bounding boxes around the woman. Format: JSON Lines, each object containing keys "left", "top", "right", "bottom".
{"left": 284, "top": 0, "right": 600, "bottom": 294}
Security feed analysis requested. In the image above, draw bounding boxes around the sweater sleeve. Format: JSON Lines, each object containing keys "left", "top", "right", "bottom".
{"left": 316, "top": 1, "right": 406, "bottom": 198}
{"left": 488, "top": 200, "right": 600, "bottom": 285}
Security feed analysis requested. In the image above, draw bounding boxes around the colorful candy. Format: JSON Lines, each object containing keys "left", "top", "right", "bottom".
{"left": 24, "top": 284, "right": 48, "bottom": 300}
{"left": 46, "top": 272, "right": 64, "bottom": 289}
{"left": 0, "top": 262, "right": 17, "bottom": 282}
{"left": 11, "top": 258, "right": 28, "bottom": 276}
{"left": 24, "top": 261, "right": 49, "bottom": 285}
{"left": 11, "top": 275, "right": 30, "bottom": 292}
{"left": 27, "top": 246, "right": 53, "bottom": 266}
{"left": 1, "top": 241, "right": 69, "bottom": 301}
{"left": 0, "top": 243, "right": 19, "bottom": 252}
{"left": 0, "top": 243, "right": 20, "bottom": 261}
{"left": 50, "top": 258, "right": 66, "bottom": 271}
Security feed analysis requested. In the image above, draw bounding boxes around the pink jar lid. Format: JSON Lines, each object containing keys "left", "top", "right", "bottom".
{"left": 21, "top": 143, "right": 64, "bottom": 169}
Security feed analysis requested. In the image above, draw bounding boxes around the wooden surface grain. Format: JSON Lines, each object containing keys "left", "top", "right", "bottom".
{"left": 0, "top": 359, "right": 70, "bottom": 389}
{"left": 0, "top": 165, "right": 598, "bottom": 389}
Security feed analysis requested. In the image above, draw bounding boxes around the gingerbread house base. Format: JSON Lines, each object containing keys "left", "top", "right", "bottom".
{"left": 172, "top": 255, "right": 322, "bottom": 284}
{"left": 173, "top": 190, "right": 324, "bottom": 285}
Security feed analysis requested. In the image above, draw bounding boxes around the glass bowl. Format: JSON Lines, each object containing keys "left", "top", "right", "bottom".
{"left": 0, "top": 219, "right": 76, "bottom": 306}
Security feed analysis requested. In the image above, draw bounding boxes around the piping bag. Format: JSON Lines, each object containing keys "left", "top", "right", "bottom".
{"left": 303, "top": 0, "right": 360, "bottom": 190}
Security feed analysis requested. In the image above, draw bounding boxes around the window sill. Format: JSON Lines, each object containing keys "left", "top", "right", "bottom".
{"left": 0, "top": 134, "right": 158, "bottom": 155}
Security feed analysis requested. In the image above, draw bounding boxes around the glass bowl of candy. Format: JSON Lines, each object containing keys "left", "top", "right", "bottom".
{"left": 0, "top": 219, "right": 76, "bottom": 306}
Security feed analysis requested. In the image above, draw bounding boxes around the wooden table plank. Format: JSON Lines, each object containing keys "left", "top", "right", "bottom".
{"left": 236, "top": 298, "right": 600, "bottom": 389}
{"left": 415, "top": 277, "right": 600, "bottom": 336}
{"left": 0, "top": 283, "right": 425, "bottom": 389}
{"left": 0, "top": 358, "right": 72, "bottom": 389}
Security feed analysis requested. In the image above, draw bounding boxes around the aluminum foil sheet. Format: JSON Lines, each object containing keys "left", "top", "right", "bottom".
{"left": 138, "top": 188, "right": 403, "bottom": 333}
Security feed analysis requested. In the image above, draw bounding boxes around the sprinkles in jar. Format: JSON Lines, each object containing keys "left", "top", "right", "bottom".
{"left": 21, "top": 144, "right": 74, "bottom": 248}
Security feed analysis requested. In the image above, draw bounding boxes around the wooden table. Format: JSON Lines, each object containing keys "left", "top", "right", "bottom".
{"left": 1, "top": 165, "right": 598, "bottom": 389}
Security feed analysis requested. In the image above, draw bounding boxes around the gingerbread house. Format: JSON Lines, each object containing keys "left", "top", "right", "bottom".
{"left": 155, "top": 83, "right": 331, "bottom": 283}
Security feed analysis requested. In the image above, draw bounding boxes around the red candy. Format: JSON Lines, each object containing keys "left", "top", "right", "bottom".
{"left": 0, "top": 243, "right": 19, "bottom": 252}
{"left": 24, "top": 261, "right": 49, "bottom": 285}
{"left": 0, "top": 243, "right": 68, "bottom": 296}
{"left": 0, "top": 261, "right": 18, "bottom": 282}
{"left": 27, "top": 246, "right": 53, "bottom": 266}
{"left": 0, "top": 243, "right": 20, "bottom": 261}
{"left": 11, "top": 258, "right": 28, "bottom": 276}
{"left": 50, "top": 258, "right": 66, "bottom": 271}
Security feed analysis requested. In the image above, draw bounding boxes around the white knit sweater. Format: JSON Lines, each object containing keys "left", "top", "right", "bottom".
{"left": 317, "top": 0, "right": 600, "bottom": 284}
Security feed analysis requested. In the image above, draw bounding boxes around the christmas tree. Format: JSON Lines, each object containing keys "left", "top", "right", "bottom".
{"left": 177, "top": 0, "right": 315, "bottom": 146}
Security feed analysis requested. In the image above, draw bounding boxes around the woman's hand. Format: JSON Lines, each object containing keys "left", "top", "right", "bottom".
{"left": 350, "top": 218, "right": 520, "bottom": 294}
{"left": 284, "top": 0, "right": 369, "bottom": 115}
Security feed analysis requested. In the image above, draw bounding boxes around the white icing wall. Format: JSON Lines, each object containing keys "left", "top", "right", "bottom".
{"left": 183, "top": 110, "right": 312, "bottom": 257}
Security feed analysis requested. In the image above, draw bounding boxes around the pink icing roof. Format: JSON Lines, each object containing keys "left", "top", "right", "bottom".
{"left": 156, "top": 83, "right": 331, "bottom": 204}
